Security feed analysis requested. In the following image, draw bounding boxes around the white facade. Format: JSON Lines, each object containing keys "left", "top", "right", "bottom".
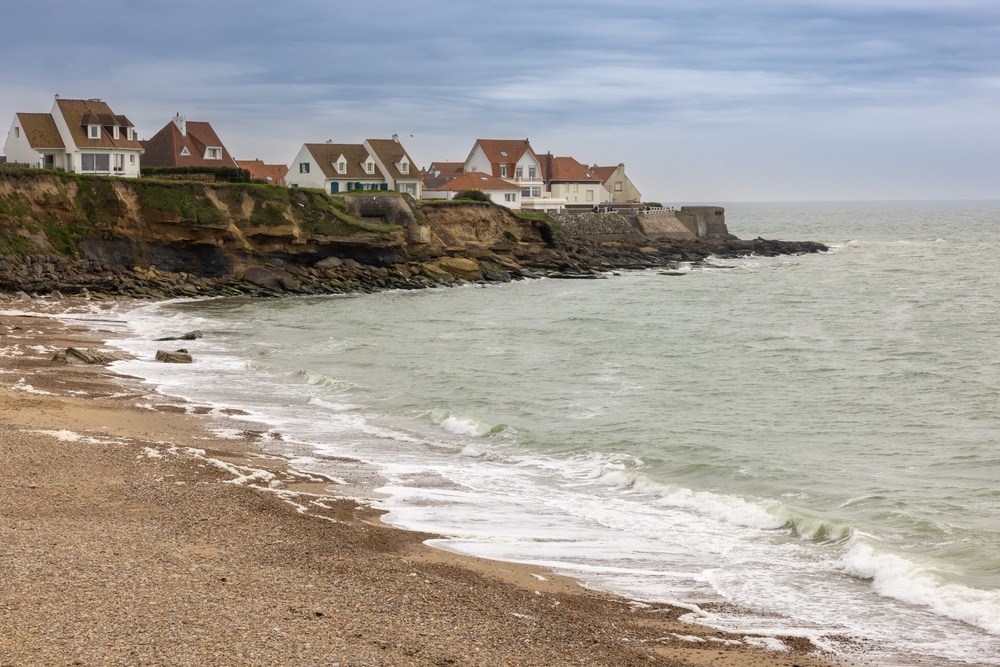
{"left": 3, "top": 97, "right": 142, "bottom": 177}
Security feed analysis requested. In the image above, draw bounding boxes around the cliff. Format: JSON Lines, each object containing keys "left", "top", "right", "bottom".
{"left": 0, "top": 170, "right": 826, "bottom": 298}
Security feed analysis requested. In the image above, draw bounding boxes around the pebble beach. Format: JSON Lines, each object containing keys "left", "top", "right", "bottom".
{"left": 0, "top": 300, "right": 848, "bottom": 666}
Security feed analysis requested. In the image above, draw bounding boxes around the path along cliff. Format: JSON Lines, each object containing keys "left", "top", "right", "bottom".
{"left": 0, "top": 170, "right": 826, "bottom": 299}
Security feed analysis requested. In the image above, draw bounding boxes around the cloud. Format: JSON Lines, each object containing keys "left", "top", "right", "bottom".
{"left": 1, "top": 0, "right": 998, "bottom": 200}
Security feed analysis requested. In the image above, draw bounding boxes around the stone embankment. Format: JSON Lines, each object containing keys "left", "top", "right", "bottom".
{"left": 0, "top": 170, "right": 827, "bottom": 301}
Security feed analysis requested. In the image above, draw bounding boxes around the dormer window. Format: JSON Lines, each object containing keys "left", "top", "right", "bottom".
{"left": 365, "top": 161, "right": 374, "bottom": 174}
{"left": 113, "top": 126, "right": 120, "bottom": 140}
{"left": 500, "top": 165, "right": 507, "bottom": 177}
{"left": 89, "top": 125, "right": 100, "bottom": 139}
{"left": 127, "top": 127, "right": 134, "bottom": 141}
{"left": 206, "top": 147, "right": 221, "bottom": 160}
{"left": 400, "top": 160, "right": 409, "bottom": 174}
{"left": 338, "top": 161, "right": 346, "bottom": 173}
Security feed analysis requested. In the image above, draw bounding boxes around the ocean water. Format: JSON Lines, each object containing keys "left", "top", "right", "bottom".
{"left": 102, "top": 201, "right": 1000, "bottom": 665}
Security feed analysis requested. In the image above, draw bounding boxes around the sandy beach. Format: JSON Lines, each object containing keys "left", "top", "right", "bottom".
{"left": 0, "top": 299, "right": 853, "bottom": 666}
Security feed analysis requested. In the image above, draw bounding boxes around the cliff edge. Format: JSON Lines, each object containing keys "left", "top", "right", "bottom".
{"left": 0, "top": 170, "right": 826, "bottom": 298}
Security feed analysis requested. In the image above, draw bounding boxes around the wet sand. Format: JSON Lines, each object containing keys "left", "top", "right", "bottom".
{"left": 0, "top": 300, "right": 855, "bottom": 666}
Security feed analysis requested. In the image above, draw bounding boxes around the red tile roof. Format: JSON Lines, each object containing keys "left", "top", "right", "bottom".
{"left": 471, "top": 139, "right": 538, "bottom": 178}
{"left": 141, "top": 117, "right": 238, "bottom": 167}
{"left": 236, "top": 159, "right": 289, "bottom": 185}
{"left": 540, "top": 155, "right": 602, "bottom": 183}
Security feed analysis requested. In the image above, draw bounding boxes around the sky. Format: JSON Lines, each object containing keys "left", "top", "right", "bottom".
{"left": 2, "top": 0, "right": 998, "bottom": 202}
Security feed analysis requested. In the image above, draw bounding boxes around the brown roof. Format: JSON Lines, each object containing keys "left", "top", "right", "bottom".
{"left": 471, "top": 139, "right": 538, "bottom": 178}
{"left": 304, "top": 143, "right": 382, "bottom": 180}
{"left": 141, "top": 118, "right": 238, "bottom": 168}
{"left": 540, "top": 154, "right": 602, "bottom": 183}
{"left": 589, "top": 165, "right": 618, "bottom": 183}
{"left": 428, "top": 171, "right": 519, "bottom": 192}
{"left": 428, "top": 161, "right": 464, "bottom": 176}
{"left": 236, "top": 159, "right": 289, "bottom": 185}
{"left": 15, "top": 113, "right": 65, "bottom": 150}
{"left": 365, "top": 138, "right": 419, "bottom": 181}
{"left": 54, "top": 98, "right": 142, "bottom": 150}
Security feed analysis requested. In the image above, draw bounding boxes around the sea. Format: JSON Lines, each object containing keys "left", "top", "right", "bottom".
{"left": 95, "top": 201, "right": 999, "bottom": 665}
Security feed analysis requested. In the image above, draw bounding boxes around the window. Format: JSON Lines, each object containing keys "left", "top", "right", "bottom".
{"left": 400, "top": 161, "right": 409, "bottom": 174}
{"left": 89, "top": 125, "right": 100, "bottom": 139}
{"left": 206, "top": 147, "right": 221, "bottom": 160}
{"left": 365, "top": 161, "right": 374, "bottom": 174}
{"left": 130, "top": 154, "right": 135, "bottom": 165}
{"left": 528, "top": 166, "right": 536, "bottom": 179}
{"left": 338, "top": 161, "right": 346, "bottom": 173}
{"left": 615, "top": 181, "right": 623, "bottom": 192}
{"left": 521, "top": 187, "right": 530, "bottom": 197}
{"left": 299, "top": 162, "right": 310, "bottom": 173}
{"left": 531, "top": 186, "right": 541, "bottom": 197}
{"left": 504, "top": 193, "right": 516, "bottom": 202}
{"left": 81, "top": 153, "right": 110, "bottom": 172}
{"left": 113, "top": 126, "right": 120, "bottom": 140}
{"left": 499, "top": 165, "right": 507, "bottom": 177}
{"left": 180, "top": 147, "right": 191, "bottom": 156}
{"left": 114, "top": 154, "right": 125, "bottom": 172}
{"left": 13, "top": 127, "right": 19, "bottom": 139}
{"left": 127, "top": 127, "right": 134, "bottom": 140}
{"left": 515, "top": 166, "right": 523, "bottom": 178}
{"left": 586, "top": 190, "right": 594, "bottom": 202}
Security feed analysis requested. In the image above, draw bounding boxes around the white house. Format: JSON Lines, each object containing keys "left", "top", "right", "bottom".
{"left": 286, "top": 136, "right": 421, "bottom": 197}
{"left": 422, "top": 171, "right": 522, "bottom": 208}
{"left": 4, "top": 96, "right": 143, "bottom": 177}
{"left": 463, "top": 138, "right": 564, "bottom": 212}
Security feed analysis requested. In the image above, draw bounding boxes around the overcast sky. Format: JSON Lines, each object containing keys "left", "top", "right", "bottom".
{"left": 2, "top": 0, "right": 998, "bottom": 202}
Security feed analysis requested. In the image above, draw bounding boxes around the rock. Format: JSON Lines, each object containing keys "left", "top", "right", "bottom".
{"left": 243, "top": 266, "right": 285, "bottom": 289}
{"left": 437, "top": 257, "right": 483, "bottom": 282}
{"left": 482, "top": 267, "right": 512, "bottom": 282}
{"left": 155, "top": 349, "right": 193, "bottom": 363}
{"left": 154, "top": 330, "right": 202, "bottom": 342}
{"left": 52, "top": 347, "right": 130, "bottom": 365}
{"left": 314, "top": 256, "right": 344, "bottom": 269}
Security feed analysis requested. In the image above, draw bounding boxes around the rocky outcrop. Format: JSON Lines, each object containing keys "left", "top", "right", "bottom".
{"left": 0, "top": 169, "right": 826, "bottom": 299}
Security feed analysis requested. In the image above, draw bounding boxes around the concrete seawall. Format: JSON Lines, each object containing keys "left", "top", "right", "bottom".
{"left": 553, "top": 206, "right": 729, "bottom": 242}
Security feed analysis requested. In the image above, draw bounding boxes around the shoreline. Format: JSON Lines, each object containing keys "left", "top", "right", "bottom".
{"left": 1, "top": 298, "right": 851, "bottom": 666}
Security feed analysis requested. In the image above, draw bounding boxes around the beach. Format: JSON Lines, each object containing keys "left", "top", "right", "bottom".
{"left": 0, "top": 299, "right": 849, "bottom": 666}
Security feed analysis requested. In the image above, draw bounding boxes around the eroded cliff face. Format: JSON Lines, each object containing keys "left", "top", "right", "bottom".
{"left": 0, "top": 170, "right": 826, "bottom": 299}
{"left": 0, "top": 171, "right": 560, "bottom": 296}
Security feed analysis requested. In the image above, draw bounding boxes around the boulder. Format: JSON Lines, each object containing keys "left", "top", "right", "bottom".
{"left": 155, "top": 349, "right": 193, "bottom": 363}
{"left": 437, "top": 257, "right": 484, "bottom": 282}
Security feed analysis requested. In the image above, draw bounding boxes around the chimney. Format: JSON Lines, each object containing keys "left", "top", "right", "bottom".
{"left": 172, "top": 113, "right": 187, "bottom": 136}
{"left": 392, "top": 133, "right": 399, "bottom": 142}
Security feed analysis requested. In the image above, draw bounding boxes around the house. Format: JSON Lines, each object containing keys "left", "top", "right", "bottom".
{"left": 588, "top": 163, "right": 642, "bottom": 203}
{"left": 236, "top": 159, "right": 289, "bottom": 185}
{"left": 141, "top": 114, "right": 238, "bottom": 168}
{"left": 286, "top": 136, "right": 421, "bottom": 197}
{"left": 422, "top": 161, "right": 464, "bottom": 191}
{"left": 3, "top": 96, "right": 142, "bottom": 176}
{"left": 463, "top": 139, "right": 564, "bottom": 212}
{"left": 539, "top": 154, "right": 610, "bottom": 208}
{"left": 422, "top": 171, "right": 521, "bottom": 208}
